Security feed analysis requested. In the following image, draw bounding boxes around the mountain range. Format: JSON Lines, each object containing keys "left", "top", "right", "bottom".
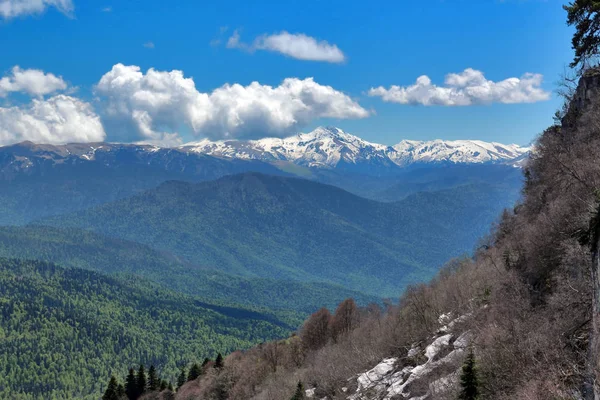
{"left": 0, "top": 127, "right": 528, "bottom": 399}
{"left": 184, "top": 126, "right": 530, "bottom": 169}
{"left": 36, "top": 172, "right": 520, "bottom": 297}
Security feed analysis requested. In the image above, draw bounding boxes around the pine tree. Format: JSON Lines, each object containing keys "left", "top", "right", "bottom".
{"left": 201, "top": 357, "right": 211, "bottom": 368}
{"left": 290, "top": 381, "right": 305, "bottom": 400}
{"left": 102, "top": 376, "right": 120, "bottom": 400}
{"left": 136, "top": 364, "right": 147, "bottom": 397}
{"left": 214, "top": 353, "right": 224, "bottom": 369}
{"left": 168, "top": 382, "right": 174, "bottom": 392}
{"left": 458, "top": 348, "right": 479, "bottom": 400}
{"left": 564, "top": 0, "right": 600, "bottom": 68}
{"left": 125, "top": 368, "right": 137, "bottom": 400}
{"left": 160, "top": 380, "right": 168, "bottom": 391}
{"left": 177, "top": 367, "right": 187, "bottom": 391}
{"left": 148, "top": 365, "right": 159, "bottom": 391}
{"left": 187, "top": 363, "right": 202, "bottom": 381}
{"left": 117, "top": 383, "right": 125, "bottom": 399}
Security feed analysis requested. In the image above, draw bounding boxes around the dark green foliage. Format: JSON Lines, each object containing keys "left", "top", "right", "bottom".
{"left": 564, "top": 0, "right": 600, "bottom": 68}
{"left": 459, "top": 349, "right": 480, "bottom": 400}
{"left": 137, "top": 365, "right": 147, "bottom": 397}
{"left": 291, "top": 381, "right": 305, "bottom": 400}
{"left": 187, "top": 363, "right": 202, "bottom": 381}
{"left": 117, "top": 384, "right": 126, "bottom": 398}
{"left": 214, "top": 353, "right": 224, "bottom": 369}
{"left": 103, "top": 376, "right": 121, "bottom": 400}
{"left": 0, "top": 225, "right": 378, "bottom": 316}
{"left": 39, "top": 173, "right": 520, "bottom": 297}
{"left": 148, "top": 365, "right": 159, "bottom": 391}
{"left": 202, "top": 357, "right": 211, "bottom": 367}
{"left": 177, "top": 367, "right": 186, "bottom": 391}
{"left": 160, "top": 380, "right": 168, "bottom": 391}
{"left": 125, "top": 369, "right": 137, "bottom": 400}
{"left": 168, "top": 382, "right": 174, "bottom": 392}
{"left": 0, "top": 258, "right": 288, "bottom": 399}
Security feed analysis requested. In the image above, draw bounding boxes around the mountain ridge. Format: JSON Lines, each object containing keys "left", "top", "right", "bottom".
{"left": 1, "top": 127, "right": 529, "bottom": 174}
{"left": 36, "top": 172, "right": 521, "bottom": 297}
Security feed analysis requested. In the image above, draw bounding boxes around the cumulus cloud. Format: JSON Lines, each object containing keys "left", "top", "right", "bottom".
{"left": 0, "top": 66, "right": 68, "bottom": 97}
{"left": 226, "top": 30, "right": 346, "bottom": 63}
{"left": 0, "top": 95, "right": 106, "bottom": 145}
{"left": 0, "top": 0, "right": 74, "bottom": 19}
{"left": 368, "top": 68, "right": 551, "bottom": 106}
{"left": 143, "top": 41, "right": 155, "bottom": 49}
{"left": 95, "top": 63, "right": 368, "bottom": 143}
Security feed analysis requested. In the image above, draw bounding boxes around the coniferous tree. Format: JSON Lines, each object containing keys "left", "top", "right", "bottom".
{"left": 117, "top": 383, "right": 126, "bottom": 399}
{"left": 160, "top": 380, "right": 168, "bottom": 391}
{"left": 564, "top": 0, "right": 600, "bottom": 68}
{"left": 290, "top": 381, "right": 305, "bottom": 400}
{"left": 103, "top": 376, "right": 120, "bottom": 400}
{"left": 136, "top": 365, "right": 147, "bottom": 397}
{"left": 188, "top": 363, "right": 202, "bottom": 381}
{"left": 201, "top": 357, "right": 211, "bottom": 368}
{"left": 458, "top": 348, "right": 479, "bottom": 400}
{"left": 177, "top": 367, "right": 187, "bottom": 391}
{"left": 168, "top": 382, "right": 174, "bottom": 392}
{"left": 214, "top": 353, "right": 224, "bottom": 369}
{"left": 148, "top": 365, "right": 159, "bottom": 391}
{"left": 125, "top": 368, "right": 137, "bottom": 400}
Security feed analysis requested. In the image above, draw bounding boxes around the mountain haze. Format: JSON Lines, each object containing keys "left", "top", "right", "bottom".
{"left": 38, "top": 173, "right": 519, "bottom": 296}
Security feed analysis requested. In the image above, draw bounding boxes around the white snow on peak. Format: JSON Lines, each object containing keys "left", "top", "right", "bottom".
{"left": 182, "top": 127, "right": 529, "bottom": 169}
{"left": 391, "top": 139, "right": 530, "bottom": 166}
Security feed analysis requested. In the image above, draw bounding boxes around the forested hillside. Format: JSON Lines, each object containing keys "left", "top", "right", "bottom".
{"left": 38, "top": 173, "right": 519, "bottom": 297}
{"left": 0, "top": 225, "right": 376, "bottom": 315}
{"left": 0, "top": 258, "right": 290, "bottom": 400}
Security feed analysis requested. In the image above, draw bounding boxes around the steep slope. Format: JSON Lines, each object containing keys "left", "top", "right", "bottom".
{"left": 168, "top": 70, "right": 600, "bottom": 400}
{"left": 38, "top": 173, "right": 519, "bottom": 296}
{"left": 0, "top": 225, "right": 377, "bottom": 314}
{"left": 0, "top": 258, "right": 290, "bottom": 400}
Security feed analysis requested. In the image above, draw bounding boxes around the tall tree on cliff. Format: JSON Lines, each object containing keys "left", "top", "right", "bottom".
{"left": 565, "top": 1, "right": 600, "bottom": 69}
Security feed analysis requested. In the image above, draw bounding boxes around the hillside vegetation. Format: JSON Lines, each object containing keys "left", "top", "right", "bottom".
{"left": 124, "top": 70, "right": 600, "bottom": 400}
{"left": 0, "top": 225, "right": 376, "bottom": 316}
{"left": 38, "top": 173, "right": 518, "bottom": 297}
{"left": 0, "top": 258, "right": 290, "bottom": 400}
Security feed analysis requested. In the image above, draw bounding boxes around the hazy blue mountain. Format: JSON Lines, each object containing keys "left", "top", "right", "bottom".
{"left": 38, "top": 173, "right": 520, "bottom": 297}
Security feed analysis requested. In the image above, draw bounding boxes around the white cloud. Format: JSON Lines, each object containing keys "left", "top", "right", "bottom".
{"left": 226, "top": 30, "right": 346, "bottom": 63}
{"left": 0, "top": 95, "right": 106, "bottom": 145}
{"left": 143, "top": 41, "right": 155, "bottom": 49}
{"left": 0, "top": 0, "right": 74, "bottom": 19}
{"left": 95, "top": 63, "right": 368, "bottom": 143}
{"left": 0, "top": 66, "right": 68, "bottom": 97}
{"left": 368, "top": 68, "right": 551, "bottom": 106}
{"left": 102, "top": 6, "right": 111, "bottom": 12}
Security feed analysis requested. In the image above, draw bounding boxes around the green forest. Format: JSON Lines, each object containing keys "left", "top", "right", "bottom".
{"left": 0, "top": 258, "right": 289, "bottom": 399}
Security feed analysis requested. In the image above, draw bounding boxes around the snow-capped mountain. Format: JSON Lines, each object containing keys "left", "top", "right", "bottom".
{"left": 182, "top": 127, "right": 530, "bottom": 169}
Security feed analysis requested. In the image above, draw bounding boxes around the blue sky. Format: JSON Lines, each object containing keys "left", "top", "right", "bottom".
{"left": 0, "top": 0, "right": 573, "bottom": 146}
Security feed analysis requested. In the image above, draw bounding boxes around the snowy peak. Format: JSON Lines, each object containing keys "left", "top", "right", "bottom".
{"left": 391, "top": 139, "right": 530, "bottom": 166}
{"left": 184, "top": 126, "right": 394, "bottom": 169}
{"left": 182, "top": 127, "right": 530, "bottom": 169}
